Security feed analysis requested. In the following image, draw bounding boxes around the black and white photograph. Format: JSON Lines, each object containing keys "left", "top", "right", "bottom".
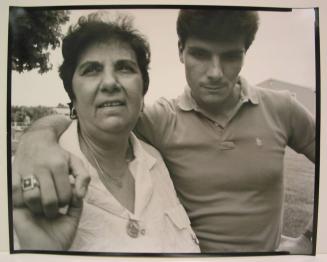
{"left": 8, "top": 5, "right": 319, "bottom": 256}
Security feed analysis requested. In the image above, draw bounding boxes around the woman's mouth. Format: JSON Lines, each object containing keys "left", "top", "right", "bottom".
{"left": 98, "top": 101, "right": 126, "bottom": 108}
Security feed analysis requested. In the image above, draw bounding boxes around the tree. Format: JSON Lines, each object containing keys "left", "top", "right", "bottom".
{"left": 10, "top": 8, "right": 70, "bottom": 74}
{"left": 11, "top": 105, "right": 56, "bottom": 123}
{"left": 57, "top": 103, "right": 68, "bottom": 108}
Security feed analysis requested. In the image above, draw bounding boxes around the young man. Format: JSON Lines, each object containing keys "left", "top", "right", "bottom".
{"left": 12, "top": 9, "right": 315, "bottom": 253}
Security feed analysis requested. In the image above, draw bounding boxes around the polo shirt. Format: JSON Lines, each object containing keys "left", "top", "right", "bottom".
{"left": 57, "top": 120, "right": 200, "bottom": 253}
{"left": 135, "top": 77, "right": 315, "bottom": 252}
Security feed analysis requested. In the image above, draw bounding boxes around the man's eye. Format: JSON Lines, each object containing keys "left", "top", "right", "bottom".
{"left": 81, "top": 64, "right": 102, "bottom": 75}
{"left": 220, "top": 52, "right": 244, "bottom": 62}
{"left": 189, "top": 50, "right": 209, "bottom": 60}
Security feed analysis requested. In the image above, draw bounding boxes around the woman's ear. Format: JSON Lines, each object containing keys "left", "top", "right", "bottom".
{"left": 69, "top": 102, "right": 78, "bottom": 120}
{"left": 178, "top": 41, "right": 184, "bottom": 63}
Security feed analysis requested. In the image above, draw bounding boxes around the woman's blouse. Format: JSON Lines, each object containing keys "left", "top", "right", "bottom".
{"left": 59, "top": 120, "right": 200, "bottom": 253}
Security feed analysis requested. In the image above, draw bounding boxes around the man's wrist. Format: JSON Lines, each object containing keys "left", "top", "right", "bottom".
{"left": 24, "top": 115, "right": 71, "bottom": 138}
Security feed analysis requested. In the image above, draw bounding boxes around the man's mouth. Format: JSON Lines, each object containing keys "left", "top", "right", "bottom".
{"left": 203, "top": 84, "right": 225, "bottom": 90}
{"left": 205, "top": 85, "right": 221, "bottom": 89}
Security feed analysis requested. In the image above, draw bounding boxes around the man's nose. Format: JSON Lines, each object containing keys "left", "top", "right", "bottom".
{"left": 207, "top": 56, "right": 223, "bottom": 79}
{"left": 100, "top": 70, "right": 121, "bottom": 93}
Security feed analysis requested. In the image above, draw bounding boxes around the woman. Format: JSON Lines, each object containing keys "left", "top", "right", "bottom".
{"left": 13, "top": 12, "right": 200, "bottom": 253}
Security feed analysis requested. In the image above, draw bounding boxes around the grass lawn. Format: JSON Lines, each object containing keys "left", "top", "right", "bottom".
{"left": 283, "top": 147, "right": 315, "bottom": 237}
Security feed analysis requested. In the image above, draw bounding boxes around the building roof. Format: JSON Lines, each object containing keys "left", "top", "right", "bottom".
{"left": 257, "top": 78, "right": 316, "bottom": 116}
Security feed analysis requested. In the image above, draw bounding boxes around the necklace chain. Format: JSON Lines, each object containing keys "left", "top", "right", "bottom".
{"left": 80, "top": 132, "right": 133, "bottom": 188}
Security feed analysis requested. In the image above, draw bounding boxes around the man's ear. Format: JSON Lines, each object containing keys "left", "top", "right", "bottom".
{"left": 178, "top": 40, "right": 184, "bottom": 63}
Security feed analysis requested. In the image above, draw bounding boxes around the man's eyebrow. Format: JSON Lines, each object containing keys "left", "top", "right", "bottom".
{"left": 188, "top": 46, "right": 208, "bottom": 51}
{"left": 187, "top": 46, "right": 245, "bottom": 54}
{"left": 221, "top": 49, "right": 245, "bottom": 55}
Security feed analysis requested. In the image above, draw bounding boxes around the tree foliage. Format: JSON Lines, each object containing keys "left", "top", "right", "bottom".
{"left": 12, "top": 105, "right": 55, "bottom": 123}
{"left": 10, "top": 8, "right": 70, "bottom": 74}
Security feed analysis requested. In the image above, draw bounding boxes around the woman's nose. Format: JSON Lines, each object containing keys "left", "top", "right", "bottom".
{"left": 100, "top": 70, "right": 121, "bottom": 93}
{"left": 207, "top": 56, "right": 223, "bottom": 79}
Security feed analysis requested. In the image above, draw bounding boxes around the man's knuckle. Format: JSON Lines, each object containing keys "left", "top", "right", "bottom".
{"left": 34, "top": 158, "right": 52, "bottom": 170}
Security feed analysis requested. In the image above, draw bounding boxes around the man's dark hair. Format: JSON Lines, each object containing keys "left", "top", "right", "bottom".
{"left": 177, "top": 9, "right": 259, "bottom": 50}
{"left": 59, "top": 12, "right": 151, "bottom": 102}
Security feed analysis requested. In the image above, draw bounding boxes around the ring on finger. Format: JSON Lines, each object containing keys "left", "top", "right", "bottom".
{"left": 21, "top": 175, "right": 40, "bottom": 191}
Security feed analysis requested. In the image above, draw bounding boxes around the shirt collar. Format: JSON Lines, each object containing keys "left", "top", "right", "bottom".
{"left": 177, "top": 86, "right": 198, "bottom": 112}
{"left": 239, "top": 76, "right": 259, "bottom": 105}
{"left": 59, "top": 120, "right": 157, "bottom": 219}
{"left": 177, "top": 76, "right": 259, "bottom": 112}
{"left": 129, "top": 132, "right": 156, "bottom": 172}
{"left": 59, "top": 120, "right": 157, "bottom": 171}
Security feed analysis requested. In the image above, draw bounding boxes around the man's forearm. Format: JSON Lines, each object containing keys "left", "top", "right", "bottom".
{"left": 25, "top": 114, "right": 72, "bottom": 139}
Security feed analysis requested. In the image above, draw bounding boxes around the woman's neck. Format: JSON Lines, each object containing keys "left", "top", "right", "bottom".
{"left": 78, "top": 124, "right": 136, "bottom": 211}
{"left": 78, "top": 125, "right": 131, "bottom": 167}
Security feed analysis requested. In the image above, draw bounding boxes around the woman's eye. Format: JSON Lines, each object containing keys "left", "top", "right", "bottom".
{"left": 81, "top": 63, "right": 102, "bottom": 75}
{"left": 117, "top": 63, "right": 135, "bottom": 73}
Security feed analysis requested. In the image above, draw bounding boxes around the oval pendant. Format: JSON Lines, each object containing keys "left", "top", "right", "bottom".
{"left": 127, "top": 219, "right": 140, "bottom": 238}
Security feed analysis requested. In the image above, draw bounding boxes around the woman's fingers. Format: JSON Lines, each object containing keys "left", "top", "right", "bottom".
{"left": 67, "top": 189, "right": 84, "bottom": 220}
{"left": 69, "top": 153, "right": 91, "bottom": 198}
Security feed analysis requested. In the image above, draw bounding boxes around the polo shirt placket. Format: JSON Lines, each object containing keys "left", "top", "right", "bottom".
{"left": 180, "top": 82, "right": 258, "bottom": 153}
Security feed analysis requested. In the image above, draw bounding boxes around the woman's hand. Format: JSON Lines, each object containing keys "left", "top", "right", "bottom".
{"left": 13, "top": 191, "right": 84, "bottom": 250}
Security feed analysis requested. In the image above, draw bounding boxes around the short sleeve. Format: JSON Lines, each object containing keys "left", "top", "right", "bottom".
{"left": 288, "top": 94, "right": 315, "bottom": 158}
{"left": 134, "top": 98, "right": 177, "bottom": 151}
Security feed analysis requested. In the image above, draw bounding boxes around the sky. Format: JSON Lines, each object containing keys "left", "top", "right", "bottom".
{"left": 11, "top": 8, "right": 317, "bottom": 106}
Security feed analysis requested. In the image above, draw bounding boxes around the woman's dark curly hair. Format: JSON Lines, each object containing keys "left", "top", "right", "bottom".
{"left": 177, "top": 9, "right": 259, "bottom": 51}
{"left": 59, "top": 12, "right": 151, "bottom": 102}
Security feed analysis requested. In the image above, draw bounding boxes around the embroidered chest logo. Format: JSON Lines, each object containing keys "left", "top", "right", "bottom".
{"left": 256, "top": 137, "right": 263, "bottom": 147}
